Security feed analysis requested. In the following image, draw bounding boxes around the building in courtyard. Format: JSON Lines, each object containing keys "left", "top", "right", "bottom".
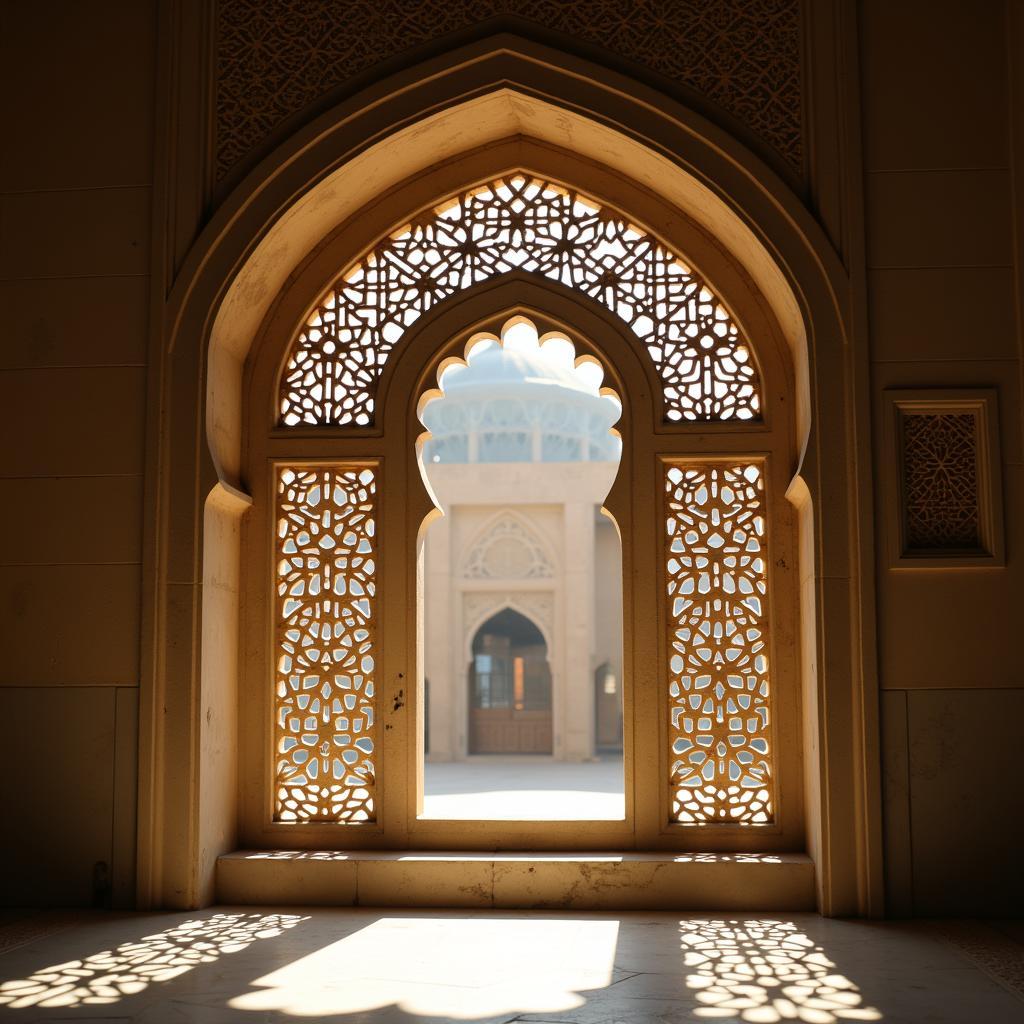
{"left": 420, "top": 332, "right": 624, "bottom": 761}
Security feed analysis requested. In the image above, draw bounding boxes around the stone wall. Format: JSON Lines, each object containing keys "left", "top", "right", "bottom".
{"left": 1, "top": 0, "right": 1021, "bottom": 913}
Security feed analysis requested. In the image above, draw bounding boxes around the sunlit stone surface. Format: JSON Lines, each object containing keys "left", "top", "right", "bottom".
{"left": 421, "top": 760, "right": 625, "bottom": 820}
{"left": 1, "top": 909, "right": 1021, "bottom": 1022}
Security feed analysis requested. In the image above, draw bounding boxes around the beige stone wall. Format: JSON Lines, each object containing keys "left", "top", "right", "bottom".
{"left": 861, "top": 0, "right": 1024, "bottom": 915}
{"left": 0, "top": 0, "right": 1020, "bottom": 914}
{"left": 423, "top": 461, "right": 620, "bottom": 761}
{"left": 0, "top": 1, "right": 156, "bottom": 906}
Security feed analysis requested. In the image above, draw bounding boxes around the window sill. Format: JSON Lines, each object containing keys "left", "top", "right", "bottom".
{"left": 217, "top": 850, "right": 815, "bottom": 910}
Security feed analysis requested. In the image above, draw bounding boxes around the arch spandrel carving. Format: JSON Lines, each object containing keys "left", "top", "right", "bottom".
{"left": 462, "top": 592, "right": 556, "bottom": 661}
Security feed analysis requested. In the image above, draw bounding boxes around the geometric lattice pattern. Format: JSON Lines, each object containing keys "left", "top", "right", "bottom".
{"left": 902, "top": 412, "right": 981, "bottom": 550}
{"left": 274, "top": 466, "right": 377, "bottom": 822}
{"left": 215, "top": 1, "right": 803, "bottom": 181}
{"left": 665, "top": 463, "right": 772, "bottom": 824}
{"left": 279, "top": 175, "right": 761, "bottom": 428}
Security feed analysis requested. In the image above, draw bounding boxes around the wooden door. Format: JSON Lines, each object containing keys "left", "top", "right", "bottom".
{"left": 469, "top": 636, "right": 552, "bottom": 754}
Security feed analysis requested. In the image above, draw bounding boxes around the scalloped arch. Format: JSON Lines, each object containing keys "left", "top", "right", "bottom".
{"left": 279, "top": 174, "right": 762, "bottom": 427}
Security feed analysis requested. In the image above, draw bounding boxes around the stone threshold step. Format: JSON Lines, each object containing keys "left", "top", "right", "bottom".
{"left": 217, "top": 851, "right": 815, "bottom": 910}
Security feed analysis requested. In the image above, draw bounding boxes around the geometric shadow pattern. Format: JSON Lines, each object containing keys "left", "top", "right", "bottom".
{"left": 679, "top": 919, "right": 881, "bottom": 1020}
{"left": 665, "top": 463, "right": 772, "bottom": 824}
{"left": 275, "top": 466, "right": 377, "bottom": 822}
{"left": 280, "top": 175, "right": 761, "bottom": 428}
{"left": 902, "top": 412, "right": 981, "bottom": 551}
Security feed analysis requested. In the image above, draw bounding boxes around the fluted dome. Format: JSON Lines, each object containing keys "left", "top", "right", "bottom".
{"left": 421, "top": 337, "right": 621, "bottom": 465}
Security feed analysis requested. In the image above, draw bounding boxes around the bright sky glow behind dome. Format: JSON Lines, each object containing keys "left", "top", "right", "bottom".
{"left": 421, "top": 321, "right": 622, "bottom": 464}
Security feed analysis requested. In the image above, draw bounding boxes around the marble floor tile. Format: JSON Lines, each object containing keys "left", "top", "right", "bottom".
{"left": 0, "top": 908, "right": 1020, "bottom": 1023}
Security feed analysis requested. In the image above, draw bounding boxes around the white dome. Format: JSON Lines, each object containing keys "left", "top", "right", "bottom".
{"left": 440, "top": 345, "right": 597, "bottom": 398}
{"left": 421, "top": 339, "right": 621, "bottom": 465}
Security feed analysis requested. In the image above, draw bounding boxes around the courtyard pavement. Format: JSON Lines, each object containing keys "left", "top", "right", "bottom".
{"left": 422, "top": 757, "right": 625, "bottom": 819}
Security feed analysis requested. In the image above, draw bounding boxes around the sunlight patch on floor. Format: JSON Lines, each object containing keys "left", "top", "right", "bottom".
{"left": 682, "top": 919, "right": 882, "bottom": 1023}
{"left": 230, "top": 917, "right": 620, "bottom": 1018}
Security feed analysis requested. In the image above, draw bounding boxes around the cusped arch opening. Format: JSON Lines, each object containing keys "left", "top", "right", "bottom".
{"left": 206, "top": 90, "right": 811, "bottom": 487}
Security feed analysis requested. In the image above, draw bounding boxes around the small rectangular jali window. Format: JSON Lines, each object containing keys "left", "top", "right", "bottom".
{"left": 901, "top": 412, "right": 981, "bottom": 552}
{"left": 273, "top": 465, "right": 377, "bottom": 822}
{"left": 664, "top": 462, "right": 773, "bottom": 825}
{"left": 883, "top": 390, "right": 1004, "bottom": 568}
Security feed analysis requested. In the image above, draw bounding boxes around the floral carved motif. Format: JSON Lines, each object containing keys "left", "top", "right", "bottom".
{"left": 901, "top": 413, "right": 981, "bottom": 551}
{"left": 665, "top": 463, "right": 772, "bottom": 825}
{"left": 463, "top": 515, "right": 554, "bottom": 579}
{"left": 215, "top": 1, "right": 803, "bottom": 180}
{"left": 274, "top": 466, "right": 377, "bottom": 823}
{"left": 280, "top": 175, "right": 761, "bottom": 428}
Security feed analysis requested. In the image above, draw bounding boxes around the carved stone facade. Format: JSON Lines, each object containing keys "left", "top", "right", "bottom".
{"left": 215, "top": 0, "right": 803, "bottom": 180}
{"left": 423, "top": 462, "right": 622, "bottom": 763}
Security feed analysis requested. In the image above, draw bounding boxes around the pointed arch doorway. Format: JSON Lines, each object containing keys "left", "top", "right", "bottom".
{"left": 469, "top": 607, "right": 553, "bottom": 755}
{"left": 148, "top": 47, "right": 881, "bottom": 914}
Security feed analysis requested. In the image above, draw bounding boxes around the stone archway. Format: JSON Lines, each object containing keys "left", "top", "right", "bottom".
{"left": 145, "top": 38, "right": 880, "bottom": 915}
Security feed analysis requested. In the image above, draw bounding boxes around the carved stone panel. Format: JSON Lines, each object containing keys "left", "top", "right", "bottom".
{"left": 883, "top": 390, "right": 1005, "bottom": 568}
{"left": 274, "top": 465, "right": 378, "bottom": 823}
{"left": 664, "top": 462, "right": 773, "bottom": 825}
{"left": 279, "top": 175, "right": 762, "bottom": 428}
{"left": 215, "top": 1, "right": 803, "bottom": 180}
{"left": 902, "top": 413, "right": 981, "bottom": 551}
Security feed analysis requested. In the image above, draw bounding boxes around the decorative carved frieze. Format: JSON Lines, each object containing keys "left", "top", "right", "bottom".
{"left": 215, "top": 0, "right": 803, "bottom": 180}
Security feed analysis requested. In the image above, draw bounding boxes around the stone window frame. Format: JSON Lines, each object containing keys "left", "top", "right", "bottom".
{"left": 141, "top": 42, "right": 887, "bottom": 912}
{"left": 238, "top": 164, "right": 804, "bottom": 854}
{"left": 882, "top": 389, "right": 1005, "bottom": 570}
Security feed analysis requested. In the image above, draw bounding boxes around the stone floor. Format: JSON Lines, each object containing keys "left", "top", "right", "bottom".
{"left": 422, "top": 758, "right": 625, "bottom": 819}
{"left": 1, "top": 908, "right": 1023, "bottom": 1023}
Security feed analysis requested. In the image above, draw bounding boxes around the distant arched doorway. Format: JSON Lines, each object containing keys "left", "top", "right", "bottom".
{"left": 469, "top": 608, "right": 552, "bottom": 754}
